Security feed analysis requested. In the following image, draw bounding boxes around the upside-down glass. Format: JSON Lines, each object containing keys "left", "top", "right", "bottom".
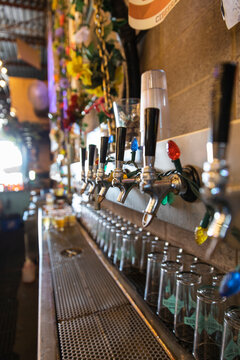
{"left": 190, "top": 262, "right": 215, "bottom": 285}
{"left": 96, "top": 214, "right": 107, "bottom": 245}
{"left": 157, "top": 261, "right": 183, "bottom": 327}
{"left": 176, "top": 253, "right": 198, "bottom": 271}
{"left": 113, "top": 226, "right": 127, "bottom": 265}
{"left": 119, "top": 230, "right": 137, "bottom": 273}
{"left": 108, "top": 222, "right": 122, "bottom": 259}
{"left": 113, "top": 98, "right": 140, "bottom": 149}
{"left": 164, "top": 244, "right": 183, "bottom": 261}
{"left": 139, "top": 232, "right": 154, "bottom": 273}
{"left": 150, "top": 237, "right": 168, "bottom": 254}
{"left": 144, "top": 252, "right": 165, "bottom": 307}
{"left": 140, "top": 69, "right": 170, "bottom": 145}
{"left": 220, "top": 306, "right": 240, "bottom": 360}
{"left": 174, "top": 271, "right": 202, "bottom": 344}
{"left": 193, "top": 285, "right": 227, "bottom": 360}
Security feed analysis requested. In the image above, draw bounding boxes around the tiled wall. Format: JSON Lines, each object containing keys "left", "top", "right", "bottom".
{"left": 138, "top": 0, "right": 240, "bottom": 138}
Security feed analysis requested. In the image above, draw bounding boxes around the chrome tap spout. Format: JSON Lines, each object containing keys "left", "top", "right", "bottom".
{"left": 200, "top": 62, "right": 237, "bottom": 257}
{"left": 97, "top": 181, "right": 112, "bottom": 203}
{"left": 141, "top": 174, "right": 187, "bottom": 227}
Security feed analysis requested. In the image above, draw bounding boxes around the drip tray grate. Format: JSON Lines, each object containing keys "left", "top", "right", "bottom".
{"left": 58, "top": 305, "right": 170, "bottom": 360}
{"left": 47, "top": 227, "right": 172, "bottom": 360}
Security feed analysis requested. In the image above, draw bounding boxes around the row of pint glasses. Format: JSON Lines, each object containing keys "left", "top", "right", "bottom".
{"left": 79, "top": 203, "right": 239, "bottom": 360}
{"left": 145, "top": 253, "right": 240, "bottom": 359}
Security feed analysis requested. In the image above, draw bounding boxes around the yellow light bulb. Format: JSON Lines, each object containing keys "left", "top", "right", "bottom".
{"left": 194, "top": 226, "right": 208, "bottom": 245}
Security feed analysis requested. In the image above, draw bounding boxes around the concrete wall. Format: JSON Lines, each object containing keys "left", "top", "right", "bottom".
{"left": 101, "top": 1, "right": 240, "bottom": 271}
{"left": 138, "top": 0, "right": 240, "bottom": 137}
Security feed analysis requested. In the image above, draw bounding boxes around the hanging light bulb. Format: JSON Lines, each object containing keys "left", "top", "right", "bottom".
{"left": 166, "top": 140, "right": 183, "bottom": 173}
{"left": 1, "top": 67, "right": 7, "bottom": 75}
{"left": 0, "top": 60, "right": 2, "bottom": 67}
{"left": 0, "top": 80, "right": 6, "bottom": 87}
{"left": 166, "top": 140, "right": 181, "bottom": 160}
{"left": 131, "top": 137, "right": 138, "bottom": 152}
{"left": 219, "top": 267, "right": 240, "bottom": 297}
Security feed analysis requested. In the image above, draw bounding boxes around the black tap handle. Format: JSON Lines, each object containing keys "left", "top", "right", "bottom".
{"left": 116, "top": 127, "right": 126, "bottom": 161}
{"left": 100, "top": 136, "right": 109, "bottom": 164}
{"left": 88, "top": 144, "right": 96, "bottom": 167}
{"left": 80, "top": 147, "right": 86, "bottom": 169}
{"left": 211, "top": 62, "right": 237, "bottom": 144}
{"left": 144, "top": 107, "right": 160, "bottom": 157}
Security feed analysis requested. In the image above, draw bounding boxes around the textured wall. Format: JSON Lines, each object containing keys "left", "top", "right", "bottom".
{"left": 138, "top": 0, "right": 240, "bottom": 137}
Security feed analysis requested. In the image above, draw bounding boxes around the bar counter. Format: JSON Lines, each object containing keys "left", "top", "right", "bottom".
{"left": 37, "top": 208, "right": 193, "bottom": 360}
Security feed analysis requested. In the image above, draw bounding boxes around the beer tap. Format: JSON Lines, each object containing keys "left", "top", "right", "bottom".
{"left": 79, "top": 147, "right": 87, "bottom": 195}
{"left": 111, "top": 126, "right": 140, "bottom": 203}
{"left": 96, "top": 136, "right": 112, "bottom": 203}
{"left": 87, "top": 146, "right": 98, "bottom": 196}
{"left": 85, "top": 144, "right": 97, "bottom": 196}
{"left": 201, "top": 62, "right": 238, "bottom": 258}
{"left": 140, "top": 107, "right": 200, "bottom": 228}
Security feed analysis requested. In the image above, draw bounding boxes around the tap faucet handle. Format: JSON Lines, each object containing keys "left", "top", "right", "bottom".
{"left": 116, "top": 127, "right": 126, "bottom": 162}
{"left": 80, "top": 147, "right": 86, "bottom": 171}
{"left": 144, "top": 107, "right": 159, "bottom": 158}
{"left": 100, "top": 136, "right": 109, "bottom": 164}
{"left": 88, "top": 144, "right": 96, "bottom": 167}
{"left": 93, "top": 147, "right": 99, "bottom": 171}
{"left": 211, "top": 62, "right": 237, "bottom": 147}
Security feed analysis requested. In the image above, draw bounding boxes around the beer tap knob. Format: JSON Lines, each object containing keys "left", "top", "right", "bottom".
{"left": 96, "top": 136, "right": 112, "bottom": 203}
{"left": 112, "top": 126, "right": 127, "bottom": 185}
{"left": 88, "top": 146, "right": 98, "bottom": 196}
{"left": 85, "top": 144, "right": 96, "bottom": 193}
{"left": 80, "top": 147, "right": 87, "bottom": 194}
{"left": 100, "top": 136, "right": 109, "bottom": 168}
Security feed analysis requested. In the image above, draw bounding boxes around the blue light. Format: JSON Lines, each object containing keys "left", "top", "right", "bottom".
{"left": 108, "top": 135, "right": 114, "bottom": 144}
{"left": 131, "top": 137, "right": 138, "bottom": 152}
{"left": 219, "top": 270, "right": 240, "bottom": 297}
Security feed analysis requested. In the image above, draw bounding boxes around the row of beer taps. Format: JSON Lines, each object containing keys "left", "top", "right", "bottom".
{"left": 78, "top": 62, "right": 239, "bottom": 267}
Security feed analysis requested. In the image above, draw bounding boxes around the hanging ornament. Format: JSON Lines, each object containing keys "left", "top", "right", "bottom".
{"left": 219, "top": 266, "right": 240, "bottom": 297}
{"left": 194, "top": 211, "right": 211, "bottom": 245}
{"left": 166, "top": 140, "right": 183, "bottom": 173}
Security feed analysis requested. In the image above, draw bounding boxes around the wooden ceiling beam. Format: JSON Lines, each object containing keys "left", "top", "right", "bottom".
{"left": 0, "top": 35, "right": 45, "bottom": 45}
{"left": 0, "top": 1, "right": 46, "bottom": 11}
{"left": 5, "top": 60, "right": 47, "bottom": 68}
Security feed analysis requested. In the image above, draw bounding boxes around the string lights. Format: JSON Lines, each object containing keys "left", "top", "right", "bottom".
{"left": 0, "top": 59, "right": 8, "bottom": 88}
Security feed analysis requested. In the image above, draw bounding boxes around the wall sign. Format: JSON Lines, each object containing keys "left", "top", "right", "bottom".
{"left": 128, "top": 0, "right": 181, "bottom": 30}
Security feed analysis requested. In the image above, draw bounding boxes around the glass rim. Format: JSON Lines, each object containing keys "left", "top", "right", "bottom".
{"left": 161, "top": 260, "right": 183, "bottom": 272}
{"left": 224, "top": 306, "right": 240, "bottom": 328}
{"left": 197, "top": 285, "right": 226, "bottom": 303}
{"left": 176, "top": 271, "right": 202, "bottom": 285}
{"left": 190, "top": 261, "right": 215, "bottom": 273}
{"left": 148, "top": 251, "right": 165, "bottom": 260}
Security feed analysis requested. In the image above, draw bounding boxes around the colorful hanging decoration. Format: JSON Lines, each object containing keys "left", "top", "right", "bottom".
{"left": 49, "top": 0, "right": 125, "bottom": 157}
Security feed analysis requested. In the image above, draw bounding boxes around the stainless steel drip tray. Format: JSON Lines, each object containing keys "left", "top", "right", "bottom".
{"left": 46, "top": 224, "right": 193, "bottom": 360}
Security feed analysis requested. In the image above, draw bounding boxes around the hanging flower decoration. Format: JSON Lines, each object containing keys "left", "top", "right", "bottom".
{"left": 66, "top": 50, "right": 92, "bottom": 86}
{"left": 63, "top": 92, "right": 89, "bottom": 130}
{"left": 50, "top": 0, "right": 126, "bottom": 149}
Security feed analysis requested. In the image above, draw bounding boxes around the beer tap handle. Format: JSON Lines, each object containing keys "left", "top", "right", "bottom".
{"left": 211, "top": 62, "right": 237, "bottom": 160}
{"left": 100, "top": 136, "right": 109, "bottom": 164}
{"left": 80, "top": 147, "right": 86, "bottom": 171}
{"left": 116, "top": 127, "right": 126, "bottom": 163}
{"left": 88, "top": 144, "right": 96, "bottom": 167}
{"left": 144, "top": 107, "right": 159, "bottom": 165}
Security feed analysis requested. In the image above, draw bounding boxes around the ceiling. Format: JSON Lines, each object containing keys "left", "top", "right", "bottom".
{"left": 0, "top": 0, "right": 47, "bottom": 80}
